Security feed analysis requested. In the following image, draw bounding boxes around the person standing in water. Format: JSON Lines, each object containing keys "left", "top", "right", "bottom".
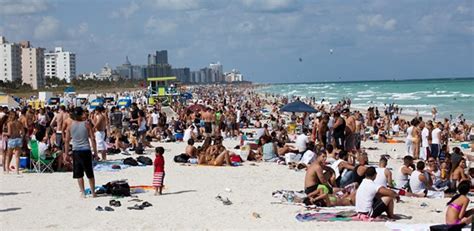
{"left": 64, "top": 107, "right": 98, "bottom": 198}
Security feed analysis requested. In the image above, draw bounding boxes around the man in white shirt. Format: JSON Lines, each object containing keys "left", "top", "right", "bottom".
{"left": 183, "top": 125, "right": 196, "bottom": 143}
{"left": 356, "top": 167, "right": 399, "bottom": 218}
{"left": 420, "top": 121, "right": 430, "bottom": 160}
{"left": 431, "top": 122, "right": 442, "bottom": 159}
{"left": 295, "top": 128, "right": 309, "bottom": 154}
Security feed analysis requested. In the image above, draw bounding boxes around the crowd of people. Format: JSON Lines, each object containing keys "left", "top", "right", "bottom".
{"left": 1, "top": 84, "right": 474, "bottom": 226}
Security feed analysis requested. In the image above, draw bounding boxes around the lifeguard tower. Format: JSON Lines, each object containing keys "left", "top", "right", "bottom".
{"left": 147, "top": 76, "right": 179, "bottom": 105}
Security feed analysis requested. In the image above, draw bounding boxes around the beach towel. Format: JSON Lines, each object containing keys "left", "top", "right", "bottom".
{"left": 385, "top": 222, "right": 471, "bottom": 231}
{"left": 93, "top": 160, "right": 131, "bottom": 172}
{"left": 295, "top": 210, "right": 376, "bottom": 222}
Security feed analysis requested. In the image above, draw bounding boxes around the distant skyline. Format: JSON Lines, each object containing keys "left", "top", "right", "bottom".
{"left": 1, "top": 0, "right": 473, "bottom": 83}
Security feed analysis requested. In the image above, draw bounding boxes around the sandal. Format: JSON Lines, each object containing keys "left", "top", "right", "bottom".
{"left": 127, "top": 204, "right": 144, "bottom": 210}
{"left": 142, "top": 201, "right": 152, "bottom": 207}
{"left": 104, "top": 206, "right": 115, "bottom": 211}
{"left": 109, "top": 200, "right": 121, "bottom": 207}
{"left": 95, "top": 206, "right": 104, "bottom": 211}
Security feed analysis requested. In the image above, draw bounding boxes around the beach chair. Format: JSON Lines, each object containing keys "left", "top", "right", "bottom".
{"left": 29, "top": 139, "right": 58, "bottom": 173}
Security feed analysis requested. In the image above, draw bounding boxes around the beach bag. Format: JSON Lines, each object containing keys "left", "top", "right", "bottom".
{"left": 174, "top": 154, "right": 189, "bottom": 163}
{"left": 230, "top": 154, "right": 242, "bottom": 163}
{"left": 109, "top": 181, "right": 130, "bottom": 197}
{"left": 137, "top": 156, "right": 152, "bottom": 165}
{"left": 429, "top": 224, "right": 466, "bottom": 231}
{"left": 123, "top": 157, "right": 138, "bottom": 166}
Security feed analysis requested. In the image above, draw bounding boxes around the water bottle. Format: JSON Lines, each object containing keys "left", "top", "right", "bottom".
{"left": 287, "top": 193, "right": 294, "bottom": 203}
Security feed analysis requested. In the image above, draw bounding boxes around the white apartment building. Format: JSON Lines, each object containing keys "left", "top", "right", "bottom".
{"left": 45, "top": 47, "right": 76, "bottom": 83}
{"left": 224, "top": 69, "right": 244, "bottom": 82}
{"left": 209, "top": 62, "right": 223, "bottom": 82}
{"left": 20, "top": 41, "right": 45, "bottom": 90}
{"left": 0, "top": 36, "right": 22, "bottom": 83}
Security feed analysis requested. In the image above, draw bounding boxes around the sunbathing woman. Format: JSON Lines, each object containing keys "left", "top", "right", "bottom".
{"left": 198, "top": 137, "right": 231, "bottom": 166}
{"left": 445, "top": 180, "right": 474, "bottom": 226}
{"left": 305, "top": 185, "right": 356, "bottom": 207}
{"left": 450, "top": 158, "right": 470, "bottom": 190}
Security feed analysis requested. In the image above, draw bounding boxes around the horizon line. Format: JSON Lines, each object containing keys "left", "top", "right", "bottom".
{"left": 253, "top": 76, "right": 474, "bottom": 85}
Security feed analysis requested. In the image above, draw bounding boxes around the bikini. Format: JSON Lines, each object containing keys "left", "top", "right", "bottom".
{"left": 448, "top": 203, "right": 462, "bottom": 224}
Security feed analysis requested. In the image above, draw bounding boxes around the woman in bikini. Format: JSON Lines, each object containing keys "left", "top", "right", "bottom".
{"left": 4, "top": 111, "right": 24, "bottom": 174}
{"left": 450, "top": 158, "right": 470, "bottom": 190}
{"left": 412, "top": 119, "right": 421, "bottom": 159}
{"left": 445, "top": 180, "right": 473, "bottom": 226}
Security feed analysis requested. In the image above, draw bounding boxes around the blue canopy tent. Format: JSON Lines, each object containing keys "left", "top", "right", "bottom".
{"left": 280, "top": 100, "right": 318, "bottom": 113}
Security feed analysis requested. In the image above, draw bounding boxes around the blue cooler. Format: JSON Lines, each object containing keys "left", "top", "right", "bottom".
{"left": 20, "top": 157, "right": 29, "bottom": 169}
{"left": 175, "top": 133, "right": 184, "bottom": 141}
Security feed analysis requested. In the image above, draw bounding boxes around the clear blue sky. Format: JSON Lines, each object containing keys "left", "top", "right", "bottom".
{"left": 1, "top": 0, "right": 473, "bottom": 83}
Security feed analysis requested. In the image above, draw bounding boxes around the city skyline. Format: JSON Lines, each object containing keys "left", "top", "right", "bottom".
{"left": 1, "top": 0, "right": 473, "bottom": 83}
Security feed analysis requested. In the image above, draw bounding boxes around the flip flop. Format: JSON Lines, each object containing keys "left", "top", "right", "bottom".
{"left": 142, "top": 201, "right": 152, "bottom": 207}
{"left": 109, "top": 200, "right": 121, "bottom": 207}
{"left": 104, "top": 206, "right": 114, "bottom": 211}
{"left": 128, "top": 198, "right": 143, "bottom": 202}
{"left": 95, "top": 206, "right": 104, "bottom": 211}
{"left": 127, "top": 204, "right": 144, "bottom": 210}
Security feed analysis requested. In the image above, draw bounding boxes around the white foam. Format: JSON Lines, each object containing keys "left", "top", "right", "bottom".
{"left": 391, "top": 93, "right": 421, "bottom": 100}
{"left": 356, "top": 94, "right": 374, "bottom": 98}
{"left": 426, "top": 94, "right": 455, "bottom": 98}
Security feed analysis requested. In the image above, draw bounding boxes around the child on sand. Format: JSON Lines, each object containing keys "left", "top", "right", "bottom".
{"left": 153, "top": 147, "right": 165, "bottom": 195}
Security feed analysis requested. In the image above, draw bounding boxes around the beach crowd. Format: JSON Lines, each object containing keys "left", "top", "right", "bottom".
{"left": 1, "top": 84, "right": 474, "bottom": 226}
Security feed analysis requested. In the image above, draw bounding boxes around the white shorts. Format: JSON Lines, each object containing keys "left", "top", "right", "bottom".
{"left": 95, "top": 131, "right": 107, "bottom": 151}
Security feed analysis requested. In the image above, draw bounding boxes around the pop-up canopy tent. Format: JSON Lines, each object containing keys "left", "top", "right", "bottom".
{"left": 0, "top": 93, "right": 20, "bottom": 108}
{"left": 280, "top": 100, "right": 318, "bottom": 113}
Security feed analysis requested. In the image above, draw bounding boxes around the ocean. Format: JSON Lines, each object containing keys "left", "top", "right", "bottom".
{"left": 258, "top": 78, "right": 474, "bottom": 121}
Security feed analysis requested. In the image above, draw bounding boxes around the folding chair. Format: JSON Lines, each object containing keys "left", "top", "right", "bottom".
{"left": 29, "top": 139, "right": 58, "bottom": 173}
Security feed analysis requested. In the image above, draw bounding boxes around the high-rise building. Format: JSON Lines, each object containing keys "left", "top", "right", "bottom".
{"left": 156, "top": 50, "right": 168, "bottom": 65}
{"left": 45, "top": 47, "right": 76, "bottom": 83}
{"left": 0, "top": 36, "right": 22, "bottom": 83}
{"left": 209, "top": 62, "right": 223, "bottom": 82}
{"left": 172, "top": 67, "right": 190, "bottom": 83}
{"left": 225, "top": 69, "right": 244, "bottom": 82}
{"left": 116, "top": 56, "right": 145, "bottom": 80}
{"left": 20, "top": 41, "right": 45, "bottom": 89}
{"left": 147, "top": 54, "right": 156, "bottom": 65}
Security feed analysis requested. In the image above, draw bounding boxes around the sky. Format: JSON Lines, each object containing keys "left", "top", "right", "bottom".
{"left": 0, "top": 0, "right": 473, "bottom": 83}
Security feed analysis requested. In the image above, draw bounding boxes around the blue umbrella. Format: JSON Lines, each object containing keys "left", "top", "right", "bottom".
{"left": 280, "top": 100, "right": 317, "bottom": 113}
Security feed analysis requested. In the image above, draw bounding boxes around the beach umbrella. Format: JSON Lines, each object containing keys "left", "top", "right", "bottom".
{"left": 280, "top": 100, "right": 317, "bottom": 113}
{"left": 187, "top": 104, "right": 206, "bottom": 112}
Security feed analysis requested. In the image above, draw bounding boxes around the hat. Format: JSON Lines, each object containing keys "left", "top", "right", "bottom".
{"left": 316, "top": 112, "right": 322, "bottom": 117}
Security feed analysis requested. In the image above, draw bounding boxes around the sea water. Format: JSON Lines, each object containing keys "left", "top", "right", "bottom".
{"left": 258, "top": 78, "right": 474, "bottom": 121}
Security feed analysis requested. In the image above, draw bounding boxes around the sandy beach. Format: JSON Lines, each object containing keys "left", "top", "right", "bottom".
{"left": 1, "top": 136, "right": 472, "bottom": 230}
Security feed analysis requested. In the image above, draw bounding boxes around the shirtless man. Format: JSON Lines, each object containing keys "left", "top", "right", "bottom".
{"left": 185, "top": 139, "right": 197, "bottom": 158}
{"left": 354, "top": 112, "right": 364, "bottom": 150}
{"left": 343, "top": 109, "right": 357, "bottom": 152}
{"left": 318, "top": 115, "right": 329, "bottom": 149}
{"left": 305, "top": 152, "right": 336, "bottom": 198}
{"left": 202, "top": 108, "right": 213, "bottom": 137}
{"left": 93, "top": 106, "right": 107, "bottom": 160}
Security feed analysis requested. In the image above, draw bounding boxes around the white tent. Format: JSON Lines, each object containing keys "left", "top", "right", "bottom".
{"left": 0, "top": 94, "right": 20, "bottom": 108}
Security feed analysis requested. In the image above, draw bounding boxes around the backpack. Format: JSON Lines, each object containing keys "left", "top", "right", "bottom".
{"left": 137, "top": 156, "right": 153, "bottom": 165}
{"left": 123, "top": 157, "right": 138, "bottom": 166}
{"left": 174, "top": 153, "right": 190, "bottom": 163}
{"left": 104, "top": 180, "right": 130, "bottom": 197}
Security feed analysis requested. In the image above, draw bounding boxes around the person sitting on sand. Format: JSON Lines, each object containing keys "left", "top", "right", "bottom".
{"left": 355, "top": 167, "right": 399, "bottom": 219}
{"left": 450, "top": 158, "right": 470, "bottom": 190}
{"left": 183, "top": 125, "right": 196, "bottom": 143}
{"left": 330, "top": 150, "right": 355, "bottom": 187}
{"left": 409, "top": 161, "right": 432, "bottom": 197}
{"left": 185, "top": 138, "right": 197, "bottom": 158}
{"left": 374, "top": 157, "right": 393, "bottom": 188}
{"left": 259, "top": 135, "right": 279, "bottom": 162}
{"left": 445, "top": 180, "right": 474, "bottom": 226}
{"left": 395, "top": 155, "right": 414, "bottom": 189}
{"left": 304, "top": 183, "right": 356, "bottom": 207}
{"left": 339, "top": 153, "right": 369, "bottom": 188}
{"left": 198, "top": 136, "right": 231, "bottom": 166}
{"left": 305, "top": 151, "right": 336, "bottom": 196}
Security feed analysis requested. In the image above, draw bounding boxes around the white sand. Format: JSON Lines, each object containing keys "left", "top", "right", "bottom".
{"left": 1, "top": 139, "right": 472, "bottom": 230}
